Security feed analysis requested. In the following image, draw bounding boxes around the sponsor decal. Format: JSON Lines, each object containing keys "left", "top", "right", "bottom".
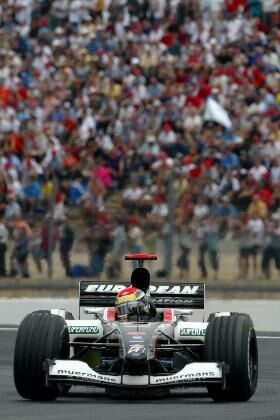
{"left": 153, "top": 298, "right": 194, "bottom": 304}
{"left": 56, "top": 369, "right": 117, "bottom": 384}
{"left": 131, "top": 335, "right": 144, "bottom": 340}
{"left": 127, "top": 331, "right": 146, "bottom": 335}
{"left": 150, "top": 285, "right": 199, "bottom": 295}
{"left": 68, "top": 326, "right": 99, "bottom": 334}
{"left": 128, "top": 344, "right": 145, "bottom": 354}
{"left": 154, "top": 371, "right": 215, "bottom": 384}
{"left": 84, "top": 284, "right": 126, "bottom": 293}
{"left": 84, "top": 284, "right": 200, "bottom": 295}
{"left": 180, "top": 328, "right": 206, "bottom": 337}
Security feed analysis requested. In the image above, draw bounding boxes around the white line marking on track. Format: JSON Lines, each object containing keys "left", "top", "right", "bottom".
{"left": 0, "top": 327, "right": 18, "bottom": 331}
{"left": 257, "top": 336, "right": 280, "bottom": 339}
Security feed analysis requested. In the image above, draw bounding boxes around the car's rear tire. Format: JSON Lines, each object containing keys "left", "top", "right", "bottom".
{"left": 205, "top": 313, "right": 258, "bottom": 402}
{"left": 14, "top": 311, "right": 69, "bottom": 400}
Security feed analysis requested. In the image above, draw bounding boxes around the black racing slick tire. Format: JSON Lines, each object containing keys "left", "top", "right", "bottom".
{"left": 14, "top": 311, "right": 69, "bottom": 401}
{"left": 205, "top": 313, "right": 258, "bottom": 402}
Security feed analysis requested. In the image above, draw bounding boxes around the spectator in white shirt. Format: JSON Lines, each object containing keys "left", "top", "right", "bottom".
{"left": 193, "top": 196, "right": 209, "bottom": 222}
{"left": 122, "top": 180, "right": 144, "bottom": 210}
{"left": 271, "top": 159, "right": 280, "bottom": 185}
{"left": 4, "top": 194, "right": 21, "bottom": 220}
{"left": 248, "top": 159, "right": 268, "bottom": 182}
{"left": 151, "top": 195, "right": 168, "bottom": 219}
{"left": 247, "top": 215, "right": 265, "bottom": 277}
{"left": 158, "top": 123, "right": 177, "bottom": 146}
{"left": 69, "top": 0, "right": 83, "bottom": 28}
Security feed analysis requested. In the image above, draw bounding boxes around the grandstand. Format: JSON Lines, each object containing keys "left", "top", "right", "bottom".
{"left": 0, "top": 0, "right": 279, "bottom": 283}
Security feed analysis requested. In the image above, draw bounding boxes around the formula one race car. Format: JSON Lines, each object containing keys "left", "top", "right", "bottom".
{"left": 14, "top": 254, "right": 258, "bottom": 402}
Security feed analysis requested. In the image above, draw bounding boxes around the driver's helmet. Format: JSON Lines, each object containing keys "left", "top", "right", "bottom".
{"left": 115, "top": 286, "right": 150, "bottom": 321}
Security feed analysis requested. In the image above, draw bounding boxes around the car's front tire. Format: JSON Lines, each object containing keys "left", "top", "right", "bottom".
{"left": 14, "top": 311, "right": 69, "bottom": 400}
{"left": 205, "top": 313, "right": 258, "bottom": 402}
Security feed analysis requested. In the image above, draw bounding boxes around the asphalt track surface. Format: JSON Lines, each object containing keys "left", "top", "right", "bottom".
{"left": 1, "top": 330, "right": 280, "bottom": 420}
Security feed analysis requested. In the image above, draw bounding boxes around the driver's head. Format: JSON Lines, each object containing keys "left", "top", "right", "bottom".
{"left": 131, "top": 267, "right": 150, "bottom": 293}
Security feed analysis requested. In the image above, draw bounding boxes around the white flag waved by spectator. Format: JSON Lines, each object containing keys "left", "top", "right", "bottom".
{"left": 203, "top": 97, "right": 232, "bottom": 129}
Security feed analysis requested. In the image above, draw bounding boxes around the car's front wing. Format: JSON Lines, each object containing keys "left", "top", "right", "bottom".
{"left": 46, "top": 359, "right": 225, "bottom": 389}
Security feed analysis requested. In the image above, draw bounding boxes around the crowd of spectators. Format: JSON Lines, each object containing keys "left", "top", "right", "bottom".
{"left": 0, "top": 0, "right": 279, "bottom": 280}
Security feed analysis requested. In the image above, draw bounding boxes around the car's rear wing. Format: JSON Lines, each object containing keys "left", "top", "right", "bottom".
{"left": 79, "top": 282, "right": 205, "bottom": 315}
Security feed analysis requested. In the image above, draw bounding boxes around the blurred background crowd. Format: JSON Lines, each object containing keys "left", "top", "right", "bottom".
{"left": 0, "top": 0, "right": 279, "bottom": 281}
